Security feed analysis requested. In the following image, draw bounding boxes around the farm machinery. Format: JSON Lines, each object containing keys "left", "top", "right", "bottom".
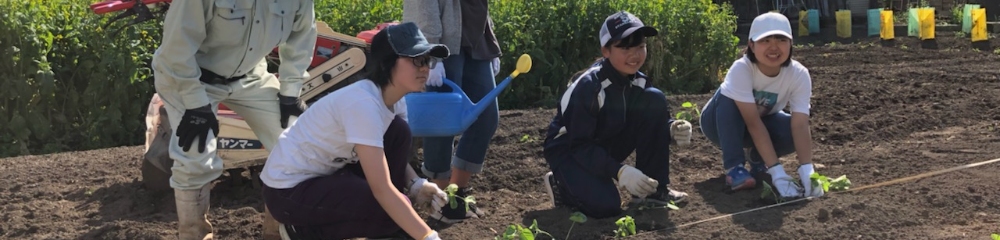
{"left": 90, "top": 0, "right": 397, "bottom": 191}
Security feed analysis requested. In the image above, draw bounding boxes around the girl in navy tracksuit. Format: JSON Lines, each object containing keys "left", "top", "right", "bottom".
{"left": 541, "top": 11, "right": 692, "bottom": 219}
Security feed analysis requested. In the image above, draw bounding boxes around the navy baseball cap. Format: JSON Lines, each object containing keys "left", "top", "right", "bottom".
{"left": 385, "top": 22, "right": 450, "bottom": 58}
{"left": 600, "top": 11, "right": 658, "bottom": 47}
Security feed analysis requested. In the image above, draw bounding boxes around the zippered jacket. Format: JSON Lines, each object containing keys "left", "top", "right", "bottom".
{"left": 543, "top": 58, "right": 675, "bottom": 180}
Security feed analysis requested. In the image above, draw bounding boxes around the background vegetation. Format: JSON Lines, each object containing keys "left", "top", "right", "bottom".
{"left": 0, "top": 0, "right": 740, "bottom": 157}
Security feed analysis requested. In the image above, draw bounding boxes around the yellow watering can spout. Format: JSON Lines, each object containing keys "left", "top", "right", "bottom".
{"left": 511, "top": 54, "right": 532, "bottom": 78}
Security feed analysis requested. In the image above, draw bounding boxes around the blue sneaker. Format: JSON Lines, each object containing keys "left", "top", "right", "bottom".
{"left": 746, "top": 148, "right": 768, "bottom": 176}
{"left": 726, "top": 166, "right": 756, "bottom": 191}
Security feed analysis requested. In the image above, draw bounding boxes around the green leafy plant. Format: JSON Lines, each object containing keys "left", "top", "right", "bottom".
{"left": 519, "top": 134, "right": 537, "bottom": 143}
{"left": 810, "top": 173, "right": 852, "bottom": 192}
{"left": 613, "top": 215, "right": 636, "bottom": 238}
{"left": 991, "top": 233, "right": 999, "bottom": 240}
{"left": 760, "top": 181, "right": 783, "bottom": 203}
{"left": 674, "top": 101, "right": 701, "bottom": 122}
{"left": 951, "top": 5, "right": 963, "bottom": 25}
{"left": 565, "top": 211, "right": 587, "bottom": 239}
{"left": 495, "top": 219, "right": 553, "bottom": 240}
{"left": 0, "top": 0, "right": 742, "bottom": 157}
{"left": 635, "top": 200, "right": 679, "bottom": 211}
{"left": 445, "top": 184, "right": 477, "bottom": 212}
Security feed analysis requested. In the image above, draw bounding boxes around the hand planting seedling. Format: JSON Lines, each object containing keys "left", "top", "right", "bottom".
{"left": 445, "top": 183, "right": 477, "bottom": 212}
{"left": 565, "top": 211, "right": 587, "bottom": 239}
{"left": 810, "top": 173, "right": 852, "bottom": 192}
{"left": 614, "top": 215, "right": 636, "bottom": 238}
{"left": 674, "top": 101, "right": 701, "bottom": 122}
{"left": 495, "top": 219, "right": 552, "bottom": 240}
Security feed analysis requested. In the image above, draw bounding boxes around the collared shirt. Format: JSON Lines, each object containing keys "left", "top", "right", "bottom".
{"left": 151, "top": 0, "right": 317, "bottom": 109}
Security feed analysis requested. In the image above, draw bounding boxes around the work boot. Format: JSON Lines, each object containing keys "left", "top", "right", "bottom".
{"left": 262, "top": 206, "right": 281, "bottom": 240}
{"left": 543, "top": 171, "right": 564, "bottom": 208}
{"left": 176, "top": 184, "right": 214, "bottom": 240}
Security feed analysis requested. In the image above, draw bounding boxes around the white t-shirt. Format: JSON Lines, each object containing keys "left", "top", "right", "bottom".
{"left": 260, "top": 79, "right": 408, "bottom": 189}
{"left": 718, "top": 55, "right": 812, "bottom": 116}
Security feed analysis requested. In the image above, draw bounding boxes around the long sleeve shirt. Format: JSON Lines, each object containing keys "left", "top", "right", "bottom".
{"left": 543, "top": 58, "right": 674, "bottom": 180}
{"left": 151, "top": 0, "right": 317, "bottom": 109}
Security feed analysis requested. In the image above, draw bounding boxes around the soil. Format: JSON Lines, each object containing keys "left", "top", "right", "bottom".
{"left": 4, "top": 32, "right": 1000, "bottom": 240}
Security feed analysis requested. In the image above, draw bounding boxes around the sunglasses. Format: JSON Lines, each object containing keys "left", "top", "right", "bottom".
{"left": 411, "top": 55, "right": 440, "bottom": 68}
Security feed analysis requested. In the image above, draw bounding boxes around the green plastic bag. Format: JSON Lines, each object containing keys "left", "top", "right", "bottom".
{"left": 868, "top": 9, "right": 881, "bottom": 36}
{"left": 908, "top": 8, "right": 919, "bottom": 37}
{"left": 963, "top": 4, "right": 981, "bottom": 33}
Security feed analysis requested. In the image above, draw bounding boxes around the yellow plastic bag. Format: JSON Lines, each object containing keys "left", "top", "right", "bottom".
{"left": 836, "top": 10, "right": 852, "bottom": 38}
{"left": 881, "top": 10, "right": 894, "bottom": 40}
{"left": 799, "top": 10, "right": 809, "bottom": 37}
{"left": 918, "top": 7, "right": 935, "bottom": 40}
{"left": 972, "top": 8, "right": 988, "bottom": 42}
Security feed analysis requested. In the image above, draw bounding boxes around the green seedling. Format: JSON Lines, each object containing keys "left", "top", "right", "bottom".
{"left": 760, "top": 181, "right": 783, "bottom": 203}
{"left": 810, "top": 173, "right": 852, "bottom": 192}
{"left": 674, "top": 102, "right": 701, "bottom": 122}
{"left": 991, "top": 233, "right": 999, "bottom": 240}
{"left": 495, "top": 219, "right": 553, "bottom": 240}
{"left": 519, "top": 134, "right": 537, "bottom": 143}
{"left": 635, "top": 200, "right": 679, "bottom": 211}
{"left": 445, "top": 184, "right": 477, "bottom": 212}
{"left": 565, "top": 211, "right": 587, "bottom": 239}
{"left": 613, "top": 215, "right": 636, "bottom": 238}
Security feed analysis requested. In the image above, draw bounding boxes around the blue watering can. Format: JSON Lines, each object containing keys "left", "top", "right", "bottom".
{"left": 405, "top": 54, "right": 532, "bottom": 137}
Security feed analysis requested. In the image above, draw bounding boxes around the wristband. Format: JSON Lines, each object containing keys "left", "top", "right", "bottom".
{"left": 767, "top": 162, "right": 782, "bottom": 170}
{"left": 422, "top": 230, "right": 439, "bottom": 240}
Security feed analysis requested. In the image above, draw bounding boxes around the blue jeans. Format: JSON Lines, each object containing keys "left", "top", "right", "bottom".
{"left": 420, "top": 52, "right": 498, "bottom": 180}
{"left": 700, "top": 91, "right": 796, "bottom": 171}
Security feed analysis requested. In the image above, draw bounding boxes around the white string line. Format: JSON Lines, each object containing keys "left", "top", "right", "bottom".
{"left": 657, "top": 157, "right": 1000, "bottom": 232}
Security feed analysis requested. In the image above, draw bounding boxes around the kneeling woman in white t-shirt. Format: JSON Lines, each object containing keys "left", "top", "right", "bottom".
{"left": 700, "top": 13, "right": 826, "bottom": 201}
{"left": 260, "top": 22, "right": 449, "bottom": 240}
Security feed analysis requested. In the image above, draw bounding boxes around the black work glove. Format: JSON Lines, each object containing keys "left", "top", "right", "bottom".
{"left": 279, "top": 94, "right": 305, "bottom": 128}
{"left": 176, "top": 105, "right": 219, "bottom": 153}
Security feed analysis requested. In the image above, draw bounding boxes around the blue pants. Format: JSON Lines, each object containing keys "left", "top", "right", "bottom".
{"left": 547, "top": 88, "right": 674, "bottom": 219}
{"left": 421, "top": 52, "right": 499, "bottom": 180}
{"left": 262, "top": 116, "right": 412, "bottom": 239}
{"left": 700, "top": 91, "right": 796, "bottom": 171}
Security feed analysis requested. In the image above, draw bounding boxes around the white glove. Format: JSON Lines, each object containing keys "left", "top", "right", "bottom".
{"left": 798, "top": 163, "right": 825, "bottom": 197}
{"left": 427, "top": 64, "right": 446, "bottom": 87}
{"left": 423, "top": 231, "right": 441, "bottom": 240}
{"left": 407, "top": 178, "right": 448, "bottom": 211}
{"left": 670, "top": 120, "right": 692, "bottom": 146}
{"left": 491, "top": 57, "right": 500, "bottom": 76}
{"left": 767, "top": 164, "right": 803, "bottom": 198}
{"left": 617, "top": 165, "right": 658, "bottom": 198}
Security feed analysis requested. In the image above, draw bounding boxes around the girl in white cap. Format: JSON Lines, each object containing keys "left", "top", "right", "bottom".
{"left": 699, "top": 12, "right": 825, "bottom": 200}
